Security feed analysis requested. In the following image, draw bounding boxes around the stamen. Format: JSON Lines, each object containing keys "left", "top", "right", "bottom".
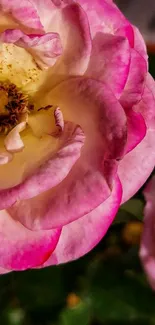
{"left": 37, "top": 105, "right": 53, "bottom": 112}
{"left": 0, "top": 81, "right": 31, "bottom": 134}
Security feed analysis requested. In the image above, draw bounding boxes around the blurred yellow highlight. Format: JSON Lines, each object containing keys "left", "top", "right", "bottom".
{"left": 66, "top": 293, "right": 81, "bottom": 308}
{"left": 122, "top": 221, "right": 143, "bottom": 245}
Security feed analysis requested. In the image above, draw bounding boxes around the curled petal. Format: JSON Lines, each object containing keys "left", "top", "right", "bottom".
{"left": 125, "top": 110, "right": 147, "bottom": 154}
{"left": 0, "top": 210, "right": 61, "bottom": 271}
{"left": 41, "top": 177, "right": 122, "bottom": 265}
{"left": 0, "top": 29, "right": 62, "bottom": 69}
{"left": 4, "top": 121, "right": 26, "bottom": 153}
{"left": 0, "top": 152, "right": 13, "bottom": 165}
{"left": 0, "top": 122, "right": 85, "bottom": 209}
{"left": 0, "top": 0, "right": 44, "bottom": 31}
{"left": 54, "top": 107, "right": 64, "bottom": 133}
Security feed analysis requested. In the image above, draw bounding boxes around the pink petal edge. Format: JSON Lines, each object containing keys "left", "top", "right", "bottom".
{"left": 0, "top": 210, "right": 61, "bottom": 271}
{"left": 42, "top": 176, "right": 122, "bottom": 265}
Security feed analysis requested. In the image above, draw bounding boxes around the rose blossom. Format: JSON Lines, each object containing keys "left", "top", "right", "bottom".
{"left": 0, "top": 0, "right": 154, "bottom": 273}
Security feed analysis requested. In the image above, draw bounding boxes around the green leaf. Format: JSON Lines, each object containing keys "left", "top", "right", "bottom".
{"left": 88, "top": 257, "right": 155, "bottom": 323}
{"left": 121, "top": 199, "right": 144, "bottom": 220}
{"left": 113, "top": 198, "right": 144, "bottom": 224}
{"left": 13, "top": 266, "right": 66, "bottom": 310}
{"left": 6, "top": 308, "right": 25, "bottom": 325}
{"left": 113, "top": 209, "right": 136, "bottom": 224}
{"left": 59, "top": 301, "right": 91, "bottom": 325}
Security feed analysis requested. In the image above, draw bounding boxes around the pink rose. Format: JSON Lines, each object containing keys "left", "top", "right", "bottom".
{"left": 0, "top": 0, "right": 155, "bottom": 273}
{"left": 140, "top": 176, "right": 155, "bottom": 290}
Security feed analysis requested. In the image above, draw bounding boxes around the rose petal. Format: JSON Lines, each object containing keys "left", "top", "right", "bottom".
{"left": 59, "top": 3, "right": 92, "bottom": 74}
{"left": 77, "top": 0, "right": 134, "bottom": 44}
{"left": 85, "top": 33, "right": 130, "bottom": 98}
{"left": 41, "top": 176, "right": 122, "bottom": 265}
{"left": 53, "top": 107, "right": 64, "bottom": 134}
{"left": 0, "top": 29, "right": 62, "bottom": 69}
{"left": 8, "top": 157, "right": 117, "bottom": 232}
{"left": 0, "top": 0, "right": 44, "bottom": 31}
{"left": 0, "top": 128, "right": 59, "bottom": 190}
{"left": 38, "top": 3, "right": 92, "bottom": 92}
{"left": 120, "top": 49, "right": 147, "bottom": 108}
{"left": 4, "top": 121, "right": 27, "bottom": 153}
{"left": 0, "top": 12, "right": 18, "bottom": 32}
{"left": 119, "top": 128, "right": 155, "bottom": 204}
{"left": 0, "top": 210, "right": 61, "bottom": 271}
{"left": 30, "top": 0, "right": 74, "bottom": 33}
{"left": 51, "top": 0, "right": 73, "bottom": 7}
{"left": 0, "top": 266, "right": 10, "bottom": 274}
{"left": 0, "top": 122, "right": 85, "bottom": 209}
{"left": 139, "top": 176, "right": 155, "bottom": 290}
{"left": 125, "top": 110, "right": 147, "bottom": 154}
{"left": 22, "top": 0, "right": 61, "bottom": 32}
{"left": 0, "top": 151, "right": 13, "bottom": 165}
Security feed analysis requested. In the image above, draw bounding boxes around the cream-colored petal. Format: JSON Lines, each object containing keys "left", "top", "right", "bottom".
{"left": 28, "top": 108, "right": 57, "bottom": 137}
{"left": 0, "top": 127, "right": 59, "bottom": 190}
{"left": 4, "top": 121, "right": 27, "bottom": 153}
{"left": 28, "top": 107, "right": 64, "bottom": 138}
{"left": 0, "top": 152, "right": 13, "bottom": 165}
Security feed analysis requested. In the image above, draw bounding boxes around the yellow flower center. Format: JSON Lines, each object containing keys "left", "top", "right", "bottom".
{"left": 0, "top": 42, "right": 64, "bottom": 190}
